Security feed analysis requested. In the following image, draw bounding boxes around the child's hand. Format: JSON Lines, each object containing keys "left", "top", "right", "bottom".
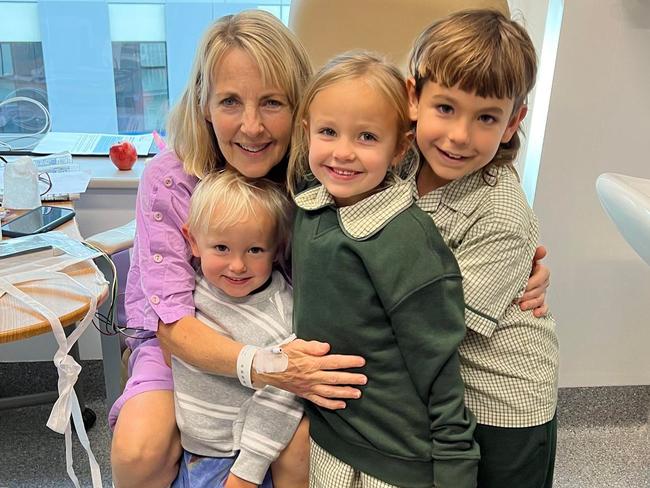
{"left": 518, "top": 245, "right": 550, "bottom": 317}
{"left": 223, "top": 473, "right": 257, "bottom": 488}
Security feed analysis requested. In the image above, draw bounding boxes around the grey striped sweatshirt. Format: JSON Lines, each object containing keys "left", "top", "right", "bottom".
{"left": 172, "top": 271, "right": 302, "bottom": 484}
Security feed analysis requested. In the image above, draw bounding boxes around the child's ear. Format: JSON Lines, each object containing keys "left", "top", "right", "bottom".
{"left": 391, "top": 130, "right": 414, "bottom": 167}
{"left": 501, "top": 105, "right": 528, "bottom": 144}
{"left": 406, "top": 77, "right": 419, "bottom": 122}
{"left": 302, "top": 119, "right": 310, "bottom": 139}
{"left": 182, "top": 223, "right": 201, "bottom": 258}
{"left": 273, "top": 243, "right": 287, "bottom": 270}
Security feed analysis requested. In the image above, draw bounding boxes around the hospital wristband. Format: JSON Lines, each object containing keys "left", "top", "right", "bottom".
{"left": 236, "top": 344, "right": 260, "bottom": 389}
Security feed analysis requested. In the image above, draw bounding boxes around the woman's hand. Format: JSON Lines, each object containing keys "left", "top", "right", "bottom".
{"left": 518, "top": 245, "right": 550, "bottom": 317}
{"left": 254, "top": 339, "right": 367, "bottom": 410}
{"left": 224, "top": 473, "right": 257, "bottom": 488}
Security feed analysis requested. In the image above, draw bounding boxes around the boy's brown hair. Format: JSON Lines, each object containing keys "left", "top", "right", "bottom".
{"left": 408, "top": 9, "right": 537, "bottom": 168}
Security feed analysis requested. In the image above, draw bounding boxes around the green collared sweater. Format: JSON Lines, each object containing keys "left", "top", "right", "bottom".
{"left": 293, "top": 202, "right": 479, "bottom": 488}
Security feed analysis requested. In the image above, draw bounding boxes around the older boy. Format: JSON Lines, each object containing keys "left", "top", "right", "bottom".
{"left": 408, "top": 10, "right": 559, "bottom": 488}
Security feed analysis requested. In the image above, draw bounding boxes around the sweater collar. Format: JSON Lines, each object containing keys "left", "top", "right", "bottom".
{"left": 294, "top": 178, "right": 415, "bottom": 241}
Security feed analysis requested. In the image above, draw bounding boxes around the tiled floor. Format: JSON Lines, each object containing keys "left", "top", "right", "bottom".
{"left": 0, "top": 361, "right": 648, "bottom": 488}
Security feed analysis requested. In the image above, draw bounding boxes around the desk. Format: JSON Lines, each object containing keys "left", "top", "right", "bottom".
{"left": 0, "top": 153, "right": 147, "bottom": 190}
{"left": 0, "top": 204, "right": 109, "bottom": 426}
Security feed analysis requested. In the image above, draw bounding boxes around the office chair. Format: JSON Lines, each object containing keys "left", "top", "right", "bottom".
{"left": 289, "top": 0, "right": 509, "bottom": 70}
{"left": 596, "top": 173, "right": 650, "bottom": 266}
{"left": 85, "top": 219, "right": 135, "bottom": 408}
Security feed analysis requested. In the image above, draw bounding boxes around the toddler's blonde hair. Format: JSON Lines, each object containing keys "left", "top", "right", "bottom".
{"left": 187, "top": 170, "right": 293, "bottom": 266}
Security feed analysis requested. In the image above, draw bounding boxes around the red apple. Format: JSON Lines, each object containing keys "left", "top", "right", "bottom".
{"left": 109, "top": 141, "right": 137, "bottom": 170}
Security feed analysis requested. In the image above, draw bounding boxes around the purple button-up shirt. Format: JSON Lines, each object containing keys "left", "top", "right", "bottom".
{"left": 124, "top": 149, "right": 200, "bottom": 340}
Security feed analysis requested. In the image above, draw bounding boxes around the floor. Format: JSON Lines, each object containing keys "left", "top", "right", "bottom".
{"left": 0, "top": 361, "right": 648, "bottom": 488}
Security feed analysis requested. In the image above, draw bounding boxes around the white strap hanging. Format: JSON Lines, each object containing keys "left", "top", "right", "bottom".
{"left": 0, "top": 254, "right": 106, "bottom": 488}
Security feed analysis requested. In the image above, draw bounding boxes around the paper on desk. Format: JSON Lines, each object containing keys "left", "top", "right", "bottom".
{"left": 0, "top": 172, "right": 91, "bottom": 199}
{"left": 33, "top": 132, "right": 153, "bottom": 156}
{"left": 33, "top": 152, "right": 80, "bottom": 172}
{"left": 45, "top": 171, "right": 91, "bottom": 196}
{"left": 35, "top": 152, "right": 90, "bottom": 199}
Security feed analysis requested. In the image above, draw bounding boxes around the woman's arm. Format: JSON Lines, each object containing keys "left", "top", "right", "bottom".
{"left": 125, "top": 156, "right": 197, "bottom": 333}
{"left": 157, "top": 316, "right": 367, "bottom": 410}
{"left": 518, "top": 245, "right": 550, "bottom": 317}
{"left": 157, "top": 316, "right": 241, "bottom": 373}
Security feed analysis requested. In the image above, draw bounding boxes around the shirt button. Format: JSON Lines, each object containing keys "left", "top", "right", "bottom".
{"left": 149, "top": 295, "right": 160, "bottom": 305}
{"left": 163, "top": 177, "right": 173, "bottom": 188}
{"left": 153, "top": 211, "right": 163, "bottom": 221}
{"left": 153, "top": 254, "right": 163, "bottom": 263}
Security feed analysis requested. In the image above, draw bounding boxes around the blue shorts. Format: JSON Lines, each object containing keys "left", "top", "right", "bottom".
{"left": 172, "top": 450, "right": 274, "bottom": 488}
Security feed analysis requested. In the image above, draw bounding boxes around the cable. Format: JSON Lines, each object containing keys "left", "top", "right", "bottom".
{"left": 0, "top": 96, "right": 51, "bottom": 151}
{"left": 81, "top": 240, "right": 152, "bottom": 340}
{"left": 81, "top": 241, "right": 119, "bottom": 336}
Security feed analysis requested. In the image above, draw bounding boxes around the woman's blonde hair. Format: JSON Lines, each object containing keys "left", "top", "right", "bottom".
{"left": 187, "top": 170, "right": 293, "bottom": 266}
{"left": 408, "top": 9, "right": 537, "bottom": 169}
{"left": 287, "top": 50, "right": 417, "bottom": 195}
{"left": 167, "top": 9, "right": 312, "bottom": 179}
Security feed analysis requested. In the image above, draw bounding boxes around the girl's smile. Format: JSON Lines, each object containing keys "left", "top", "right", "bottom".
{"left": 326, "top": 165, "right": 363, "bottom": 178}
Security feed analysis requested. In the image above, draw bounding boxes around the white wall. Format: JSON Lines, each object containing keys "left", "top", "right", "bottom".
{"left": 507, "top": 0, "right": 549, "bottom": 182}
{"left": 534, "top": 0, "right": 650, "bottom": 386}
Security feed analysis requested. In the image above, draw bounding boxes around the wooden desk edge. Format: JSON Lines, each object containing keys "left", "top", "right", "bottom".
{"left": 0, "top": 284, "right": 109, "bottom": 343}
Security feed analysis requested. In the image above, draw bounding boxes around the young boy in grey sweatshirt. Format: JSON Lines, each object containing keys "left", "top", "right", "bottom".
{"left": 172, "top": 170, "right": 302, "bottom": 488}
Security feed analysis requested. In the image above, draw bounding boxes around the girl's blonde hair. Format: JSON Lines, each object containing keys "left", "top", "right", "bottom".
{"left": 408, "top": 9, "right": 537, "bottom": 169}
{"left": 287, "top": 50, "right": 417, "bottom": 195}
{"left": 187, "top": 170, "right": 293, "bottom": 266}
{"left": 167, "top": 9, "right": 312, "bottom": 179}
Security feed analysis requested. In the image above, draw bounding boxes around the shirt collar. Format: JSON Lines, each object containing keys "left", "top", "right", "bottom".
{"left": 416, "top": 166, "right": 500, "bottom": 216}
{"left": 294, "top": 177, "right": 415, "bottom": 240}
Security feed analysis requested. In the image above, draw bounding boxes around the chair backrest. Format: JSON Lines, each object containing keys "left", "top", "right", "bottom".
{"left": 596, "top": 173, "right": 650, "bottom": 266}
{"left": 289, "top": 0, "right": 509, "bottom": 71}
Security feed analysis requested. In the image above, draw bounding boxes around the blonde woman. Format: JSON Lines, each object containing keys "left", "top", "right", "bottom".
{"left": 109, "top": 11, "right": 365, "bottom": 488}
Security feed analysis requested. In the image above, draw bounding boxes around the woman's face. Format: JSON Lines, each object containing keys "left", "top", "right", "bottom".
{"left": 207, "top": 48, "right": 293, "bottom": 178}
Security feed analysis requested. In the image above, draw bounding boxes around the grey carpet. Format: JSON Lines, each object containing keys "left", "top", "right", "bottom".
{"left": 0, "top": 361, "right": 648, "bottom": 488}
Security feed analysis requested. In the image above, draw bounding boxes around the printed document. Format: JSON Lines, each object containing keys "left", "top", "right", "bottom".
{"left": 33, "top": 132, "right": 153, "bottom": 156}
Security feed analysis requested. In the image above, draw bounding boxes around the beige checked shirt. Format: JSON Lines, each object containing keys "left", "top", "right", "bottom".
{"left": 416, "top": 165, "right": 559, "bottom": 428}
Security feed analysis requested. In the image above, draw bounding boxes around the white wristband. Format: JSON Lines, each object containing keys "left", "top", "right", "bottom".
{"left": 237, "top": 345, "right": 260, "bottom": 389}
